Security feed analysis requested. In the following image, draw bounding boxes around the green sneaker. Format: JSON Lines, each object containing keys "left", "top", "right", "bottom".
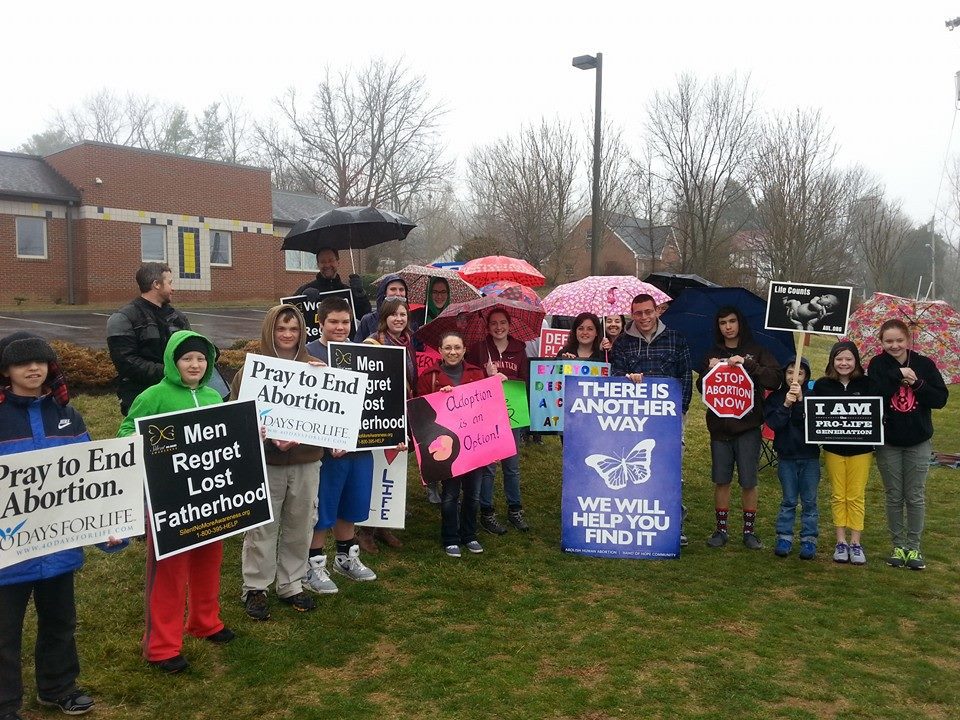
{"left": 905, "top": 549, "right": 926, "bottom": 571}
{"left": 886, "top": 547, "right": 907, "bottom": 568}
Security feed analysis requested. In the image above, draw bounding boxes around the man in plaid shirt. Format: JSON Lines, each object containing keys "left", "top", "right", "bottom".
{"left": 610, "top": 293, "right": 692, "bottom": 413}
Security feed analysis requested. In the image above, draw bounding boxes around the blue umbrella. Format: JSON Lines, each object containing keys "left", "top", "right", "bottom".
{"left": 661, "top": 287, "right": 795, "bottom": 369}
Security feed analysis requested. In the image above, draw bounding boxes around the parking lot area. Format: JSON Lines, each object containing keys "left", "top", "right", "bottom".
{"left": 0, "top": 307, "right": 268, "bottom": 350}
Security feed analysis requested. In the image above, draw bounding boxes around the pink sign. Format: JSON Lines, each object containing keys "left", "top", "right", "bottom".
{"left": 416, "top": 345, "right": 442, "bottom": 376}
{"left": 407, "top": 376, "right": 517, "bottom": 483}
{"left": 539, "top": 328, "right": 570, "bottom": 357}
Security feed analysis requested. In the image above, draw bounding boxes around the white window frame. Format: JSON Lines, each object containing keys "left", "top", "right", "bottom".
{"left": 285, "top": 249, "right": 318, "bottom": 272}
{"left": 15, "top": 216, "right": 48, "bottom": 259}
{"left": 140, "top": 225, "right": 167, "bottom": 262}
{"left": 210, "top": 229, "right": 232, "bottom": 267}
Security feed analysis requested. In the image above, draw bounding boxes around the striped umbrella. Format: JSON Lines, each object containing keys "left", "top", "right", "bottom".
{"left": 374, "top": 264, "right": 480, "bottom": 306}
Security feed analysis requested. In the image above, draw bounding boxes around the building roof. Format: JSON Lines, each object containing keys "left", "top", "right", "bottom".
{"left": 0, "top": 152, "right": 80, "bottom": 203}
{"left": 272, "top": 190, "right": 336, "bottom": 225}
{"left": 605, "top": 211, "right": 674, "bottom": 257}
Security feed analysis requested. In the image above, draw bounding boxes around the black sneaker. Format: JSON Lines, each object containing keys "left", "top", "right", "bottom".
{"left": 508, "top": 509, "right": 530, "bottom": 532}
{"left": 706, "top": 530, "right": 728, "bottom": 548}
{"left": 37, "top": 689, "right": 94, "bottom": 714}
{"left": 149, "top": 654, "right": 189, "bottom": 674}
{"left": 480, "top": 513, "right": 508, "bottom": 535}
{"left": 743, "top": 533, "right": 763, "bottom": 550}
{"left": 205, "top": 627, "right": 235, "bottom": 644}
{"left": 280, "top": 591, "right": 316, "bottom": 612}
{"left": 244, "top": 590, "right": 271, "bottom": 621}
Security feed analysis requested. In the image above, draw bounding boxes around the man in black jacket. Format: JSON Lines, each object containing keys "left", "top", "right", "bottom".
{"left": 294, "top": 248, "right": 372, "bottom": 318}
{"left": 106, "top": 262, "right": 191, "bottom": 415}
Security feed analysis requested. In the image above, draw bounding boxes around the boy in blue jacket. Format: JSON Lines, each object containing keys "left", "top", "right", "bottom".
{"left": 0, "top": 333, "right": 126, "bottom": 720}
{"left": 764, "top": 356, "right": 820, "bottom": 560}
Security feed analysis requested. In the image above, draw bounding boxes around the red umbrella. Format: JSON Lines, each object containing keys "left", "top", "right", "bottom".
{"left": 459, "top": 256, "right": 545, "bottom": 288}
{"left": 414, "top": 296, "right": 545, "bottom": 349}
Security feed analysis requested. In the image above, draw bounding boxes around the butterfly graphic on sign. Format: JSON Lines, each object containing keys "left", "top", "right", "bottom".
{"left": 147, "top": 424, "right": 175, "bottom": 447}
{"left": 333, "top": 348, "right": 352, "bottom": 367}
{"left": 585, "top": 439, "right": 656, "bottom": 491}
{"left": 0, "top": 520, "right": 27, "bottom": 540}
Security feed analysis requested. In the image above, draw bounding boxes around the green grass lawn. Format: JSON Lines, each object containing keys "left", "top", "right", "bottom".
{"left": 18, "top": 343, "right": 960, "bottom": 720}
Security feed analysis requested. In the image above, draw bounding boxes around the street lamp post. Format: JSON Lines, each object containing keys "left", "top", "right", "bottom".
{"left": 573, "top": 52, "right": 603, "bottom": 276}
{"left": 927, "top": 215, "right": 937, "bottom": 299}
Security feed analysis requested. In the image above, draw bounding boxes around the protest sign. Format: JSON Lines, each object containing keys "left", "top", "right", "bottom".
{"left": 416, "top": 344, "right": 442, "bottom": 377}
{"left": 329, "top": 342, "right": 407, "bottom": 450}
{"left": 360, "top": 449, "right": 407, "bottom": 529}
{"left": 561, "top": 376, "right": 683, "bottom": 559}
{"left": 237, "top": 352, "right": 367, "bottom": 451}
{"left": 408, "top": 376, "right": 516, "bottom": 484}
{"left": 0, "top": 438, "right": 145, "bottom": 570}
{"left": 765, "top": 281, "right": 853, "bottom": 336}
{"left": 701, "top": 362, "right": 755, "bottom": 419}
{"left": 503, "top": 380, "right": 530, "bottom": 429}
{"left": 138, "top": 400, "right": 272, "bottom": 560}
{"left": 281, "top": 289, "right": 356, "bottom": 341}
{"left": 528, "top": 359, "right": 610, "bottom": 432}
{"left": 804, "top": 396, "right": 884, "bottom": 445}
{"left": 540, "top": 328, "right": 570, "bottom": 357}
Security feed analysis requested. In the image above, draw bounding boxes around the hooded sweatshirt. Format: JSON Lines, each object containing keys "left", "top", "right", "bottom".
{"left": 466, "top": 335, "right": 529, "bottom": 382}
{"left": 354, "top": 273, "right": 417, "bottom": 342}
{"left": 868, "top": 349, "right": 948, "bottom": 447}
{"left": 118, "top": 330, "right": 222, "bottom": 438}
{"left": 763, "top": 356, "right": 819, "bottom": 460}
{"left": 696, "top": 338, "right": 781, "bottom": 439}
{"left": 230, "top": 305, "right": 324, "bottom": 465}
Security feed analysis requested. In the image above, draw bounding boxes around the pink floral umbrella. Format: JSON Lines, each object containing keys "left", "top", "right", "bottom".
{"left": 374, "top": 264, "right": 480, "bottom": 306}
{"left": 542, "top": 275, "right": 672, "bottom": 317}
{"left": 845, "top": 292, "right": 960, "bottom": 385}
{"left": 459, "top": 256, "right": 546, "bottom": 288}
{"left": 479, "top": 281, "right": 543, "bottom": 309}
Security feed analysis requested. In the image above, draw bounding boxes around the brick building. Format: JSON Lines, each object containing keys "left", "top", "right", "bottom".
{"left": 549, "top": 212, "right": 681, "bottom": 282}
{"left": 0, "top": 142, "right": 342, "bottom": 305}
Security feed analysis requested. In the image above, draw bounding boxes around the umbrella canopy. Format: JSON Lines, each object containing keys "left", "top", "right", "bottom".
{"left": 414, "top": 296, "right": 545, "bottom": 349}
{"left": 542, "top": 275, "right": 671, "bottom": 317}
{"left": 479, "top": 281, "right": 544, "bottom": 309}
{"left": 281, "top": 206, "right": 416, "bottom": 253}
{"left": 643, "top": 272, "right": 719, "bottom": 299}
{"left": 661, "top": 286, "right": 795, "bottom": 369}
{"left": 374, "top": 264, "right": 480, "bottom": 306}
{"left": 459, "top": 256, "right": 545, "bottom": 288}
{"left": 845, "top": 292, "right": 960, "bottom": 385}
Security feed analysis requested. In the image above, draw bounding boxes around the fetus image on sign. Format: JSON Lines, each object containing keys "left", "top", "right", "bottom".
{"left": 585, "top": 439, "right": 655, "bottom": 490}
{"left": 782, "top": 294, "right": 840, "bottom": 331}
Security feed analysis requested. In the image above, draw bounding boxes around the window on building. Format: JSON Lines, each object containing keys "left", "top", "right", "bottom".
{"left": 210, "top": 230, "right": 232, "bottom": 266}
{"left": 16, "top": 217, "right": 47, "bottom": 258}
{"left": 141, "top": 225, "right": 166, "bottom": 262}
{"left": 285, "top": 250, "right": 318, "bottom": 272}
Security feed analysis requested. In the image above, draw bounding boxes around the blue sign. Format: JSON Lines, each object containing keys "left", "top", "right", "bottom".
{"left": 528, "top": 359, "right": 610, "bottom": 433}
{"left": 561, "top": 376, "right": 683, "bottom": 559}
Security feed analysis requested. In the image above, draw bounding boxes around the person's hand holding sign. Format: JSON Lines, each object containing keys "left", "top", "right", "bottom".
{"left": 784, "top": 381, "right": 802, "bottom": 407}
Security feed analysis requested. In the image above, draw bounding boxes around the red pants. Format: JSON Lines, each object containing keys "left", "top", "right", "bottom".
{"left": 143, "top": 536, "right": 224, "bottom": 661}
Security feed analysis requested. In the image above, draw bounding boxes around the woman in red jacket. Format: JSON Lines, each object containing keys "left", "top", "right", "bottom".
{"left": 417, "top": 330, "right": 487, "bottom": 557}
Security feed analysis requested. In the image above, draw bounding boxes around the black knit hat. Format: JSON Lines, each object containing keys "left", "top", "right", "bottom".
{"left": 0, "top": 333, "right": 57, "bottom": 368}
{"left": 173, "top": 336, "right": 209, "bottom": 363}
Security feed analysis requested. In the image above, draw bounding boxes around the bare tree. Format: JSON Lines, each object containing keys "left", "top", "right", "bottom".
{"left": 750, "top": 108, "right": 862, "bottom": 285}
{"left": 261, "top": 58, "right": 451, "bottom": 213}
{"left": 465, "top": 119, "right": 581, "bottom": 274}
{"left": 622, "top": 143, "right": 672, "bottom": 272}
{"left": 849, "top": 186, "right": 913, "bottom": 295}
{"left": 646, "top": 73, "right": 756, "bottom": 278}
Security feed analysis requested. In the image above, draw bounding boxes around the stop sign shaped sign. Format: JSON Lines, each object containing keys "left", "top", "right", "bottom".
{"left": 701, "top": 362, "right": 755, "bottom": 419}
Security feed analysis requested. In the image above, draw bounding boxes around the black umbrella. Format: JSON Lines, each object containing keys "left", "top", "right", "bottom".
{"left": 643, "top": 272, "right": 718, "bottom": 300}
{"left": 281, "top": 206, "right": 417, "bottom": 253}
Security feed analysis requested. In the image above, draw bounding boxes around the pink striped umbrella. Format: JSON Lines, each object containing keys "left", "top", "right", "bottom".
{"left": 459, "top": 256, "right": 546, "bottom": 288}
{"left": 542, "top": 276, "right": 672, "bottom": 317}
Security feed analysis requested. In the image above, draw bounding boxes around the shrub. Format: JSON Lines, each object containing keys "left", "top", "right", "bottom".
{"left": 218, "top": 340, "right": 261, "bottom": 370}
{"left": 50, "top": 341, "right": 116, "bottom": 392}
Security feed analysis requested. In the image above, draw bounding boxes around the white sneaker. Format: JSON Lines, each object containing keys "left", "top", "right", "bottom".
{"left": 464, "top": 540, "right": 484, "bottom": 554}
{"left": 333, "top": 545, "right": 377, "bottom": 581}
{"left": 445, "top": 544, "right": 462, "bottom": 558}
{"left": 833, "top": 542, "right": 850, "bottom": 563}
{"left": 304, "top": 555, "right": 338, "bottom": 594}
{"left": 849, "top": 544, "right": 867, "bottom": 565}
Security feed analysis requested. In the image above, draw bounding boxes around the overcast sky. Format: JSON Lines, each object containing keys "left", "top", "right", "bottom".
{"left": 5, "top": 1, "right": 960, "bottom": 225}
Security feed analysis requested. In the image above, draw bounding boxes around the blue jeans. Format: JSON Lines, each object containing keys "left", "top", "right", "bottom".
{"left": 440, "top": 471, "right": 480, "bottom": 546}
{"left": 775, "top": 457, "right": 820, "bottom": 542}
{"left": 477, "top": 428, "right": 523, "bottom": 513}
